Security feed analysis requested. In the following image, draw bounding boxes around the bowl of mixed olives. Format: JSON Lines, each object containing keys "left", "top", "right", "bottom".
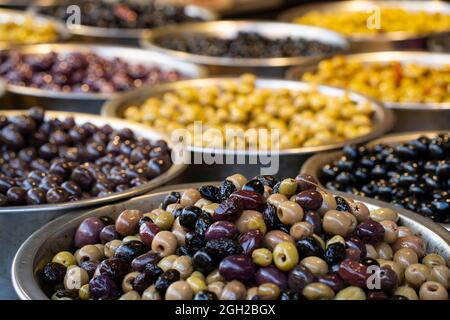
{"left": 12, "top": 173, "right": 450, "bottom": 300}
{"left": 301, "top": 131, "right": 450, "bottom": 228}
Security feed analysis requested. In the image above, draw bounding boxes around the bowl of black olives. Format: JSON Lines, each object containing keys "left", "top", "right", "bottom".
{"left": 301, "top": 131, "right": 450, "bottom": 228}
{"left": 12, "top": 174, "right": 450, "bottom": 300}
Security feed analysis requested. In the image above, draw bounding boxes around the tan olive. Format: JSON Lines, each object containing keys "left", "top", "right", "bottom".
{"left": 369, "top": 207, "right": 398, "bottom": 223}
{"left": 206, "top": 269, "right": 224, "bottom": 284}
{"left": 300, "top": 256, "right": 328, "bottom": 277}
{"left": 152, "top": 231, "right": 178, "bottom": 257}
{"left": 258, "top": 283, "right": 280, "bottom": 300}
{"left": 166, "top": 280, "right": 193, "bottom": 300}
{"left": 142, "top": 285, "right": 161, "bottom": 300}
{"left": 171, "top": 217, "right": 187, "bottom": 246}
{"left": 180, "top": 188, "right": 201, "bottom": 207}
{"left": 220, "top": 280, "right": 247, "bottom": 300}
{"left": 123, "top": 235, "right": 142, "bottom": 243}
{"left": 95, "top": 244, "right": 105, "bottom": 254}
{"left": 120, "top": 290, "right": 141, "bottom": 300}
{"left": 235, "top": 210, "right": 266, "bottom": 234}
{"left": 246, "top": 287, "right": 259, "bottom": 300}
{"left": 322, "top": 210, "right": 353, "bottom": 237}
{"left": 422, "top": 253, "right": 447, "bottom": 269}
{"left": 264, "top": 230, "right": 294, "bottom": 250}
{"left": 397, "top": 226, "right": 413, "bottom": 238}
{"left": 317, "top": 190, "right": 337, "bottom": 215}
{"left": 394, "top": 286, "right": 418, "bottom": 300}
{"left": 379, "top": 260, "right": 404, "bottom": 283}
{"left": 194, "top": 198, "right": 212, "bottom": 209}
{"left": 186, "top": 275, "right": 207, "bottom": 294}
{"left": 392, "top": 236, "right": 426, "bottom": 258}
{"left": 267, "top": 193, "right": 288, "bottom": 208}
{"left": 302, "top": 282, "right": 335, "bottom": 300}
{"left": 226, "top": 174, "right": 247, "bottom": 189}
{"left": 419, "top": 281, "right": 449, "bottom": 300}
{"left": 115, "top": 209, "right": 143, "bottom": 236}
{"left": 75, "top": 244, "right": 103, "bottom": 265}
{"left": 122, "top": 271, "right": 140, "bottom": 292}
{"left": 335, "top": 286, "right": 366, "bottom": 300}
{"left": 166, "top": 203, "right": 183, "bottom": 214}
{"left": 64, "top": 266, "right": 89, "bottom": 290}
{"left": 290, "top": 221, "right": 314, "bottom": 240}
{"left": 158, "top": 255, "right": 178, "bottom": 272}
{"left": 375, "top": 242, "right": 393, "bottom": 260}
{"left": 349, "top": 202, "right": 369, "bottom": 222}
{"left": 208, "top": 281, "right": 225, "bottom": 298}
{"left": 203, "top": 203, "right": 220, "bottom": 215}
{"left": 365, "top": 244, "right": 378, "bottom": 260}
{"left": 393, "top": 248, "right": 418, "bottom": 269}
{"left": 172, "top": 255, "right": 193, "bottom": 279}
{"left": 405, "top": 263, "right": 431, "bottom": 288}
{"left": 277, "top": 201, "right": 304, "bottom": 225}
{"left": 380, "top": 220, "right": 398, "bottom": 244}
{"left": 430, "top": 265, "right": 450, "bottom": 289}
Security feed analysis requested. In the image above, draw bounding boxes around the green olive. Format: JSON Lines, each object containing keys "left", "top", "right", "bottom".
{"left": 273, "top": 241, "right": 299, "bottom": 271}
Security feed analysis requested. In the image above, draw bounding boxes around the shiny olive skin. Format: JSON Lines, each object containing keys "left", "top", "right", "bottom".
{"left": 338, "top": 259, "right": 369, "bottom": 288}
{"left": 89, "top": 274, "right": 120, "bottom": 300}
{"left": 230, "top": 190, "right": 266, "bottom": 212}
{"left": 239, "top": 229, "right": 263, "bottom": 255}
{"left": 219, "top": 255, "right": 256, "bottom": 283}
{"left": 288, "top": 265, "right": 314, "bottom": 293}
{"left": 74, "top": 217, "right": 105, "bottom": 249}
{"left": 205, "top": 221, "right": 238, "bottom": 241}
{"left": 255, "top": 265, "right": 288, "bottom": 290}
{"left": 356, "top": 220, "right": 385, "bottom": 244}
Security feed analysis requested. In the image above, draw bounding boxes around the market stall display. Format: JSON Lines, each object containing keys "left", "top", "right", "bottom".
{"left": 12, "top": 176, "right": 450, "bottom": 300}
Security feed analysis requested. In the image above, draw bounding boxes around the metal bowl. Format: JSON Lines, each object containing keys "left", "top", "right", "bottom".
{"left": 32, "top": 0, "right": 218, "bottom": 45}
{"left": 140, "top": 20, "right": 349, "bottom": 77}
{"left": 279, "top": 1, "right": 450, "bottom": 52}
{"left": 12, "top": 183, "right": 450, "bottom": 300}
{"left": 300, "top": 131, "right": 450, "bottom": 230}
{"left": 102, "top": 77, "right": 394, "bottom": 180}
{"left": 287, "top": 51, "right": 450, "bottom": 132}
{"left": 0, "top": 8, "right": 70, "bottom": 45}
{"left": 0, "top": 43, "right": 208, "bottom": 114}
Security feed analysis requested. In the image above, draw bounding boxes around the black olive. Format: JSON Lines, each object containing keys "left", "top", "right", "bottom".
{"left": 242, "top": 179, "right": 264, "bottom": 195}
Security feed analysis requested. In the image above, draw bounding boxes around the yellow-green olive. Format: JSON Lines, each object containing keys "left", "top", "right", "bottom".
{"left": 380, "top": 220, "right": 398, "bottom": 244}
{"left": 166, "top": 203, "right": 183, "bottom": 214}
{"left": 312, "top": 234, "right": 326, "bottom": 251}
{"left": 220, "top": 280, "right": 246, "bottom": 300}
{"left": 302, "top": 282, "right": 335, "bottom": 300}
{"left": 226, "top": 174, "right": 247, "bottom": 189}
{"left": 142, "top": 285, "right": 161, "bottom": 300}
{"left": 206, "top": 269, "right": 224, "bottom": 284}
{"left": 52, "top": 251, "right": 76, "bottom": 268}
{"left": 395, "top": 286, "right": 418, "bottom": 300}
{"left": 104, "top": 239, "right": 122, "bottom": 258}
{"left": 267, "top": 193, "right": 288, "bottom": 208}
{"left": 154, "top": 210, "right": 175, "bottom": 230}
{"left": 152, "top": 231, "right": 178, "bottom": 257}
{"left": 335, "top": 286, "right": 366, "bottom": 300}
{"left": 172, "top": 255, "right": 193, "bottom": 279}
{"left": 393, "top": 248, "right": 418, "bottom": 269}
{"left": 419, "top": 281, "right": 449, "bottom": 300}
{"left": 64, "top": 266, "right": 89, "bottom": 290}
{"left": 422, "top": 253, "right": 447, "bottom": 269}
{"left": 187, "top": 275, "right": 207, "bottom": 294}
{"left": 326, "top": 235, "right": 346, "bottom": 248}
{"left": 194, "top": 198, "right": 212, "bottom": 209}
{"left": 278, "top": 178, "right": 298, "bottom": 197}
{"left": 191, "top": 271, "right": 205, "bottom": 281}
{"left": 273, "top": 241, "right": 299, "bottom": 271}
{"left": 405, "top": 263, "right": 431, "bottom": 288}
{"left": 158, "top": 255, "right": 178, "bottom": 272}
{"left": 166, "top": 280, "right": 193, "bottom": 300}
{"left": 79, "top": 284, "right": 90, "bottom": 300}
{"left": 430, "top": 265, "right": 450, "bottom": 289}
{"left": 180, "top": 188, "right": 201, "bottom": 207}
{"left": 120, "top": 290, "right": 141, "bottom": 300}
{"left": 123, "top": 235, "right": 142, "bottom": 243}
{"left": 300, "top": 256, "right": 328, "bottom": 276}
{"left": 290, "top": 221, "right": 314, "bottom": 240}
{"left": 246, "top": 287, "right": 259, "bottom": 300}
{"left": 264, "top": 230, "right": 294, "bottom": 250}
{"left": 171, "top": 217, "right": 187, "bottom": 246}
{"left": 258, "top": 283, "right": 280, "bottom": 300}
{"left": 369, "top": 207, "right": 398, "bottom": 222}
{"left": 236, "top": 210, "right": 267, "bottom": 234}
{"left": 75, "top": 244, "right": 103, "bottom": 265}
{"left": 277, "top": 201, "right": 304, "bottom": 225}
{"left": 252, "top": 248, "right": 273, "bottom": 267}
{"left": 122, "top": 271, "right": 140, "bottom": 292}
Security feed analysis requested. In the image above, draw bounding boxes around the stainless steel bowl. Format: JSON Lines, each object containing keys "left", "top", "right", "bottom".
{"left": 279, "top": 0, "right": 450, "bottom": 52}
{"left": 32, "top": 0, "right": 218, "bottom": 45}
{"left": 0, "top": 8, "right": 70, "bottom": 45}
{"left": 300, "top": 131, "right": 450, "bottom": 230}
{"left": 102, "top": 77, "right": 394, "bottom": 180}
{"left": 12, "top": 183, "right": 450, "bottom": 300}
{"left": 0, "top": 43, "right": 208, "bottom": 114}
{"left": 140, "top": 20, "right": 349, "bottom": 77}
{"left": 287, "top": 51, "right": 450, "bottom": 132}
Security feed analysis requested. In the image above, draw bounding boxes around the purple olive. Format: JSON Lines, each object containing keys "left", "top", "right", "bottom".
{"left": 295, "top": 173, "right": 318, "bottom": 192}
{"left": 205, "top": 221, "right": 238, "bottom": 241}
{"left": 74, "top": 217, "right": 105, "bottom": 248}
{"left": 89, "top": 275, "right": 120, "bottom": 300}
{"left": 295, "top": 190, "right": 323, "bottom": 210}
{"left": 367, "top": 291, "right": 388, "bottom": 300}
{"left": 230, "top": 190, "right": 266, "bottom": 212}
{"left": 318, "top": 273, "right": 345, "bottom": 293}
{"left": 338, "top": 259, "right": 369, "bottom": 288}
{"left": 356, "top": 220, "right": 385, "bottom": 244}
{"left": 255, "top": 265, "right": 287, "bottom": 290}
{"left": 139, "top": 221, "right": 160, "bottom": 247}
{"left": 219, "top": 254, "right": 256, "bottom": 283}
{"left": 98, "top": 257, "right": 130, "bottom": 283}
{"left": 379, "top": 267, "right": 398, "bottom": 294}
{"left": 304, "top": 210, "right": 322, "bottom": 234}
{"left": 287, "top": 265, "right": 314, "bottom": 293}
{"left": 238, "top": 229, "right": 263, "bottom": 255}
{"left": 345, "top": 236, "right": 367, "bottom": 259}
{"left": 99, "top": 225, "right": 121, "bottom": 244}
{"left": 131, "top": 252, "right": 161, "bottom": 272}
{"left": 213, "top": 196, "right": 243, "bottom": 221}
{"left": 80, "top": 260, "right": 98, "bottom": 279}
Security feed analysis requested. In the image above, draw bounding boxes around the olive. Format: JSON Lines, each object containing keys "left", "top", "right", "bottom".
{"left": 46, "top": 187, "right": 69, "bottom": 204}
{"left": 161, "top": 191, "right": 181, "bottom": 210}
{"left": 239, "top": 229, "right": 263, "bottom": 255}
{"left": 6, "top": 187, "right": 27, "bottom": 205}
{"left": 114, "top": 241, "right": 148, "bottom": 262}
{"left": 155, "top": 269, "right": 181, "bottom": 295}
{"left": 213, "top": 196, "right": 243, "bottom": 221}
{"left": 205, "top": 238, "right": 242, "bottom": 259}
{"left": 219, "top": 179, "right": 236, "bottom": 200}
{"left": 194, "top": 291, "right": 217, "bottom": 300}
{"left": 193, "top": 248, "right": 217, "bottom": 274}
{"left": 98, "top": 257, "right": 131, "bottom": 283}
{"left": 296, "top": 236, "right": 324, "bottom": 258}
{"left": 356, "top": 220, "right": 385, "bottom": 244}
{"left": 255, "top": 265, "right": 287, "bottom": 290}
{"left": 205, "top": 221, "right": 238, "bottom": 241}
{"left": 318, "top": 273, "right": 345, "bottom": 293}
{"left": 179, "top": 206, "right": 202, "bottom": 230}
{"left": 242, "top": 179, "right": 264, "bottom": 195}
{"left": 74, "top": 217, "right": 105, "bottom": 248}
{"left": 254, "top": 175, "right": 277, "bottom": 188}
{"left": 26, "top": 188, "right": 46, "bottom": 205}
{"left": 295, "top": 190, "right": 323, "bottom": 210}
{"left": 338, "top": 259, "right": 368, "bottom": 288}
{"left": 230, "top": 190, "right": 266, "bottom": 212}
{"left": 219, "top": 255, "right": 256, "bottom": 283}
{"left": 89, "top": 275, "right": 120, "bottom": 300}
{"left": 288, "top": 265, "right": 314, "bottom": 293}
{"left": 41, "top": 262, "right": 66, "bottom": 285}
{"left": 324, "top": 242, "right": 346, "bottom": 265}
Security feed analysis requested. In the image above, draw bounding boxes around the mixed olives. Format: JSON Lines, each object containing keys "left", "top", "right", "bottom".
{"left": 154, "top": 32, "right": 340, "bottom": 59}
{"left": 0, "top": 51, "right": 185, "bottom": 94}
{"left": 319, "top": 134, "right": 450, "bottom": 223}
{"left": 38, "top": 0, "right": 204, "bottom": 29}
{"left": 41, "top": 173, "right": 449, "bottom": 300}
{"left": 0, "top": 107, "right": 172, "bottom": 207}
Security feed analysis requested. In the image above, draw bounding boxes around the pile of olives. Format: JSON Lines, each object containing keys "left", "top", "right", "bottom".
{"left": 320, "top": 134, "right": 450, "bottom": 223}
{"left": 0, "top": 107, "right": 172, "bottom": 207}
{"left": 41, "top": 173, "right": 449, "bottom": 300}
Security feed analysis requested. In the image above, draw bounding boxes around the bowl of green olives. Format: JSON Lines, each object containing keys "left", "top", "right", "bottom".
{"left": 12, "top": 174, "right": 450, "bottom": 300}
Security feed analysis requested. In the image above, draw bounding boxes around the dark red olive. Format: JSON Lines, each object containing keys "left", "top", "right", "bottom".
{"left": 379, "top": 267, "right": 398, "bottom": 294}
{"left": 345, "top": 236, "right": 367, "bottom": 259}
{"left": 338, "top": 259, "right": 369, "bottom": 288}
{"left": 89, "top": 275, "right": 120, "bottom": 300}
{"left": 99, "top": 225, "right": 121, "bottom": 244}
{"left": 205, "top": 221, "right": 238, "bottom": 241}
{"left": 213, "top": 196, "right": 243, "bottom": 221}
{"left": 318, "top": 273, "right": 345, "bottom": 293}
{"left": 295, "top": 190, "right": 323, "bottom": 210}
{"left": 295, "top": 173, "right": 318, "bottom": 192}
{"left": 6, "top": 187, "right": 27, "bottom": 205}
{"left": 74, "top": 217, "right": 105, "bottom": 248}
{"left": 131, "top": 252, "right": 161, "bottom": 272}
{"left": 230, "top": 190, "right": 266, "bottom": 212}
{"left": 46, "top": 187, "right": 69, "bottom": 203}
{"left": 97, "top": 257, "right": 130, "bottom": 284}
{"left": 255, "top": 265, "right": 287, "bottom": 290}
{"left": 356, "top": 220, "right": 385, "bottom": 244}
{"left": 139, "top": 221, "right": 160, "bottom": 247}
{"left": 238, "top": 229, "right": 263, "bottom": 255}
{"left": 288, "top": 265, "right": 314, "bottom": 293}
{"left": 219, "top": 254, "right": 256, "bottom": 283}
